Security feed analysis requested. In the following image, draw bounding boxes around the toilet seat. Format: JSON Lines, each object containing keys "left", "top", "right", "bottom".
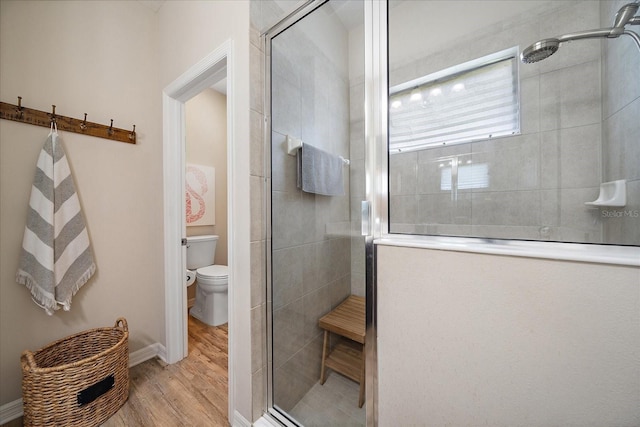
{"left": 196, "top": 265, "right": 228, "bottom": 286}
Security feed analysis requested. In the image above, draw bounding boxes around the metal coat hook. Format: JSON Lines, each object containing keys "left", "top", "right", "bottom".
{"left": 16, "top": 96, "right": 23, "bottom": 118}
{"left": 0, "top": 99, "right": 136, "bottom": 144}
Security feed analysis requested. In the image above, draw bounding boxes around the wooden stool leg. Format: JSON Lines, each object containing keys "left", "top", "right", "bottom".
{"left": 358, "top": 343, "right": 365, "bottom": 408}
{"left": 320, "top": 330, "right": 329, "bottom": 384}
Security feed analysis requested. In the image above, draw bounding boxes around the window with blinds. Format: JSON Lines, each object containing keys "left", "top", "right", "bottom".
{"left": 389, "top": 48, "right": 520, "bottom": 153}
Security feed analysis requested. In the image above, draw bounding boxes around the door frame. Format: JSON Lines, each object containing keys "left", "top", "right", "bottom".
{"left": 162, "top": 39, "right": 236, "bottom": 421}
{"left": 364, "top": 1, "right": 386, "bottom": 425}
{"left": 261, "top": 1, "right": 381, "bottom": 425}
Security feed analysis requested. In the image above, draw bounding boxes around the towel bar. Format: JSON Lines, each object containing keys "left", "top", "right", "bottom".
{"left": 286, "top": 135, "right": 350, "bottom": 164}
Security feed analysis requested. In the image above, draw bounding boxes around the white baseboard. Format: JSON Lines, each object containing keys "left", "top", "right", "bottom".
{"left": 0, "top": 398, "right": 23, "bottom": 424}
{"left": 0, "top": 343, "right": 165, "bottom": 424}
{"left": 129, "top": 342, "right": 165, "bottom": 367}
{"left": 155, "top": 342, "right": 168, "bottom": 363}
{"left": 233, "top": 410, "right": 252, "bottom": 427}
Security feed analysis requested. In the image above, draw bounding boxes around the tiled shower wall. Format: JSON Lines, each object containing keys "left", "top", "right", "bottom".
{"left": 601, "top": 0, "right": 640, "bottom": 245}
{"left": 249, "top": 18, "right": 266, "bottom": 427}
{"left": 389, "top": 0, "right": 607, "bottom": 243}
{"left": 269, "top": 7, "right": 352, "bottom": 413}
{"left": 249, "top": 0, "right": 279, "bottom": 421}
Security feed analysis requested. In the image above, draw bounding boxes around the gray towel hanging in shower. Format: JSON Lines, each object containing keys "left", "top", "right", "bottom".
{"left": 297, "top": 143, "right": 345, "bottom": 196}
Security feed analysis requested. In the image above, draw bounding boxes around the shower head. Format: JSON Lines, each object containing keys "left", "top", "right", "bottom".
{"left": 521, "top": 3, "right": 640, "bottom": 64}
{"left": 520, "top": 29, "right": 611, "bottom": 63}
{"left": 520, "top": 39, "right": 559, "bottom": 63}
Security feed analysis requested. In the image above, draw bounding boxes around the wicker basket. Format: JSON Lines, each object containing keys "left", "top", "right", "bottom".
{"left": 21, "top": 318, "right": 129, "bottom": 426}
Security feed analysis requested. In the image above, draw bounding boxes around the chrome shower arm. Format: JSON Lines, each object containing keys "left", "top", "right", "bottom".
{"left": 521, "top": 3, "right": 640, "bottom": 64}
{"left": 556, "top": 27, "right": 640, "bottom": 49}
{"left": 556, "top": 28, "right": 614, "bottom": 43}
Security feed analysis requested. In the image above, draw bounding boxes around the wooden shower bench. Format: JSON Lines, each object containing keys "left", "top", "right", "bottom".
{"left": 318, "top": 295, "right": 366, "bottom": 408}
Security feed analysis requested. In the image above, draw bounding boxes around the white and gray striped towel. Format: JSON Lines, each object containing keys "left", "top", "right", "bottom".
{"left": 16, "top": 129, "right": 96, "bottom": 315}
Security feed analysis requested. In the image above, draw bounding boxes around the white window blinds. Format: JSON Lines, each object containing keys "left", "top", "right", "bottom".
{"left": 389, "top": 52, "right": 520, "bottom": 153}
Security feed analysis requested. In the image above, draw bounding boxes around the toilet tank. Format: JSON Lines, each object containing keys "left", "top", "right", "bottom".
{"left": 186, "top": 235, "right": 218, "bottom": 269}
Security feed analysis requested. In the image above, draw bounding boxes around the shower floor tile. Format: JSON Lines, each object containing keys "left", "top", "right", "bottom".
{"left": 289, "top": 371, "right": 365, "bottom": 426}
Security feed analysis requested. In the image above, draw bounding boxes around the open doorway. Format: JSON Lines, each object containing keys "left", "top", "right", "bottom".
{"left": 162, "top": 40, "right": 236, "bottom": 421}
{"left": 184, "top": 87, "right": 228, "bottom": 313}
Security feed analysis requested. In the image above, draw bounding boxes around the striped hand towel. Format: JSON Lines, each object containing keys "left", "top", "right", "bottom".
{"left": 16, "top": 130, "right": 96, "bottom": 315}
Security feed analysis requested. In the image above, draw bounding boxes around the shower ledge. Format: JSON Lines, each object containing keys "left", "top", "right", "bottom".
{"left": 375, "top": 235, "right": 640, "bottom": 267}
{"left": 585, "top": 180, "right": 626, "bottom": 207}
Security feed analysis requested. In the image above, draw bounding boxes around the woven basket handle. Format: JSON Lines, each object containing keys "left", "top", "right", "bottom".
{"left": 115, "top": 317, "right": 128, "bottom": 332}
{"left": 21, "top": 350, "right": 37, "bottom": 370}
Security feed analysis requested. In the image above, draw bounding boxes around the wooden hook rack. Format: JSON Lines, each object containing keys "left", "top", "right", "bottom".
{"left": 0, "top": 97, "right": 136, "bottom": 144}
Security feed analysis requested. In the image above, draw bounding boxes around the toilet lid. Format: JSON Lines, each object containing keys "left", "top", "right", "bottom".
{"left": 197, "top": 264, "right": 228, "bottom": 279}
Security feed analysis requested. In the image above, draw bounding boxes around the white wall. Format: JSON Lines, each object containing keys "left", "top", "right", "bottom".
{"left": 157, "top": 0, "right": 253, "bottom": 422}
{"left": 0, "top": 1, "right": 163, "bottom": 405}
{"left": 0, "top": 2, "right": 254, "bottom": 423}
{"left": 376, "top": 244, "right": 640, "bottom": 426}
{"left": 185, "top": 88, "right": 228, "bottom": 267}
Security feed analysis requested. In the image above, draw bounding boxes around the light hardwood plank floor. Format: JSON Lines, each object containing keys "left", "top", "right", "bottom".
{"left": 3, "top": 316, "right": 228, "bottom": 427}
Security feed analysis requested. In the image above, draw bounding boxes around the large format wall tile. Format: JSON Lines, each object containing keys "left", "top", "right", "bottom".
{"left": 273, "top": 298, "right": 305, "bottom": 369}
{"left": 604, "top": 98, "right": 640, "bottom": 182}
{"left": 537, "top": 0, "right": 601, "bottom": 75}
{"left": 559, "top": 124, "right": 601, "bottom": 189}
{"left": 603, "top": 179, "right": 640, "bottom": 245}
{"left": 272, "top": 246, "right": 304, "bottom": 309}
{"left": 539, "top": 60, "right": 601, "bottom": 131}
{"left": 472, "top": 191, "right": 541, "bottom": 226}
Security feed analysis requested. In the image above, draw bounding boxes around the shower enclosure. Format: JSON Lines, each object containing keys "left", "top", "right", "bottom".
{"left": 265, "top": 1, "right": 368, "bottom": 426}
{"left": 387, "top": 0, "right": 640, "bottom": 246}
{"left": 264, "top": 0, "right": 639, "bottom": 425}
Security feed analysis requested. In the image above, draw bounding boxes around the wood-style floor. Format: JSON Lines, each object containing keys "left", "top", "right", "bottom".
{"left": 2, "top": 316, "right": 229, "bottom": 427}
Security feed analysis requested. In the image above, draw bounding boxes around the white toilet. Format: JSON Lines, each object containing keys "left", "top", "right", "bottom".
{"left": 186, "top": 235, "right": 229, "bottom": 326}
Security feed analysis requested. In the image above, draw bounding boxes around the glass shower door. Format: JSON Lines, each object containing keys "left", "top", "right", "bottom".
{"left": 267, "top": 0, "right": 366, "bottom": 425}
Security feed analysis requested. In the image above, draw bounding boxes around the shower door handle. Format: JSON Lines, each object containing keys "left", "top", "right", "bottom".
{"left": 361, "top": 201, "right": 370, "bottom": 236}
